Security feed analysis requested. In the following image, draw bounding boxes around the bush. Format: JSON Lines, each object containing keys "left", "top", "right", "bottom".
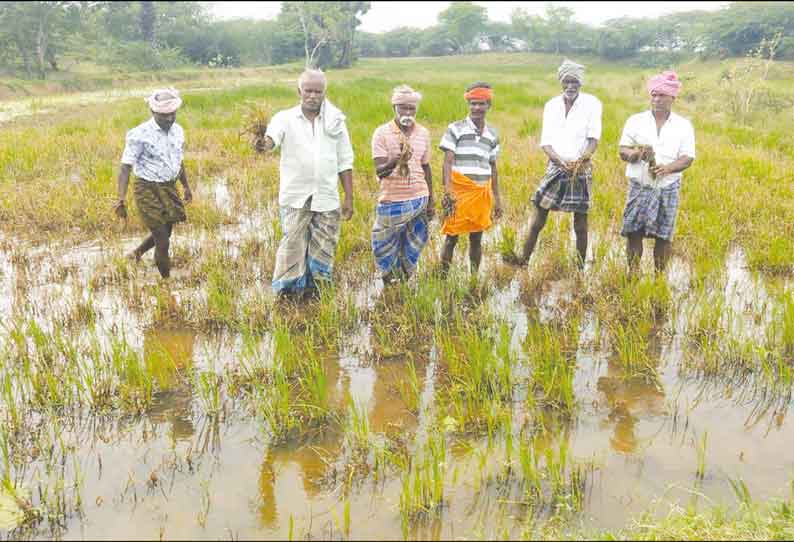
{"left": 104, "top": 41, "right": 189, "bottom": 72}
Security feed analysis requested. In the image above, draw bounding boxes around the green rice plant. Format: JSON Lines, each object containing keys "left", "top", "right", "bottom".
{"left": 344, "top": 400, "right": 371, "bottom": 463}
{"left": 729, "top": 477, "right": 752, "bottom": 506}
{"left": 687, "top": 289, "right": 726, "bottom": 346}
{"left": 197, "top": 371, "right": 222, "bottom": 417}
{"left": 108, "top": 335, "right": 154, "bottom": 413}
{"left": 525, "top": 322, "right": 575, "bottom": 414}
{"left": 497, "top": 224, "right": 518, "bottom": 260}
{"left": 297, "top": 347, "right": 328, "bottom": 416}
{"left": 438, "top": 316, "right": 514, "bottom": 430}
{"left": 518, "top": 436, "right": 541, "bottom": 501}
{"left": 612, "top": 323, "right": 655, "bottom": 374}
{"left": 254, "top": 368, "right": 296, "bottom": 444}
{"left": 772, "top": 292, "right": 794, "bottom": 361}
{"left": 394, "top": 361, "right": 421, "bottom": 414}
{"left": 399, "top": 429, "right": 446, "bottom": 522}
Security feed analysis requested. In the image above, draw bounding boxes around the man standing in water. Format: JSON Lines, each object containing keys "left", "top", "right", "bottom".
{"left": 504, "top": 59, "right": 602, "bottom": 270}
{"left": 255, "top": 69, "right": 354, "bottom": 299}
{"left": 439, "top": 82, "right": 502, "bottom": 277}
{"left": 619, "top": 70, "right": 695, "bottom": 273}
{"left": 115, "top": 88, "right": 192, "bottom": 279}
{"left": 370, "top": 85, "right": 434, "bottom": 284}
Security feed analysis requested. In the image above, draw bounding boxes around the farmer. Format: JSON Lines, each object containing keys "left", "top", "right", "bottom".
{"left": 370, "top": 85, "right": 434, "bottom": 284}
{"left": 618, "top": 70, "right": 695, "bottom": 273}
{"left": 504, "top": 59, "right": 602, "bottom": 269}
{"left": 255, "top": 69, "right": 354, "bottom": 299}
{"left": 439, "top": 82, "right": 502, "bottom": 276}
{"left": 115, "top": 87, "right": 192, "bottom": 279}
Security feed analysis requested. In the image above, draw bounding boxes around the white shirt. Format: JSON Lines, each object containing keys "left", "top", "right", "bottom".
{"left": 539, "top": 92, "right": 602, "bottom": 162}
{"left": 120, "top": 118, "right": 184, "bottom": 183}
{"left": 619, "top": 110, "right": 696, "bottom": 188}
{"left": 265, "top": 103, "right": 355, "bottom": 212}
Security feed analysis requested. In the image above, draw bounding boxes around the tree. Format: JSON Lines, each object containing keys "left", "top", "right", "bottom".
{"left": 281, "top": 1, "right": 370, "bottom": 68}
{"left": 0, "top": 1, "right": 71, "bottom": 78}
{"left": 511, "top": 8, "right": 549, "bottom": 52}
{"left": 438, "top": 2, "right": 487, "bottom": 53}
{"left": 597, "top": 17, "right": 656, "bottom": 59}
{"left": 378, "top": 27, "right": 424, "bottom": 57}
{"left": 140, "top": 1, "right": 155, "bottom": 47}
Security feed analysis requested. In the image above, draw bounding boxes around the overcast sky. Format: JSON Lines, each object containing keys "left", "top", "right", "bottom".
{"left": 206, "top": 1, "right": 727, "bottom": 32}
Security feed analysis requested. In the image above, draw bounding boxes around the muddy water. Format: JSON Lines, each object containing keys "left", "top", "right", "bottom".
{"left": 1, "top": 227, "right": 793, "bottom": 539}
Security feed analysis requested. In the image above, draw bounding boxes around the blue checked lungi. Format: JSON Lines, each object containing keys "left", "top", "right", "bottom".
{"left": 532, "top": 161, "right": 593, "bottom": 214}
{"left": 371, "top": 196, "right": 429, "bottom": 278}
{"left": 272, "top": 197, "right": 341, "bottom": 294}
{"left": 620, "top": 178, "right": 681, "bottom": 241}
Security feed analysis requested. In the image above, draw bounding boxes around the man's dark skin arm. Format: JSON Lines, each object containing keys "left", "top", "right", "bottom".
{"left": 339, "top": 169, "right": 353, "bottom": 220}
{"left": 422, "top": 163, "right": 434, "bottom": 220}
{"left": 491, "top": 161, "right": 502, "bottom": 219}
{"left": 442, "top": 150, "right": 454, "bottom": 195}
{"left": 116, "top": 164, "right": 132, "bottom": 211}
{"left": 177, "top": 164, "right": 192, "bottom": 203}
{"left": 374, "top": 156, "right": 399, "bottom": 179}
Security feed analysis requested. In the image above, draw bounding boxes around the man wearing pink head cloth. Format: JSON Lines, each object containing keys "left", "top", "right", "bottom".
{"left": 370, "top": 84, "right": 434, "bottom": 284}
{"left": 619, "top": 71, "right": 695, "bottom": 273}
{"left": 115, "top": 88, "right": 193, "bottom": 279}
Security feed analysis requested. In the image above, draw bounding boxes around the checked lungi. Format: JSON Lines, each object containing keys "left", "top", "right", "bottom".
{"left": 620, "top": 178, "right": 681, "bottom": 241}
{"left": 532, "top": 161, "right": 593, "bottom": 213}
{"left": 371, "top": 196, "right": 429, "bottom": 278}
{"left": 134, "top": 178, "right": 186, "bottom": 230}
{"left": 272, "top": 197, "right": 341, "bottom": 294}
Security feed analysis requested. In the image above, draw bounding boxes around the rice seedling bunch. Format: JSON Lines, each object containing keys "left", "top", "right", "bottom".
{"left": 240, "top": 101, "right": 273, "bottom": 151}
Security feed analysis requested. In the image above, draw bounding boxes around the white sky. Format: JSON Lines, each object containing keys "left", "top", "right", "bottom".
{"left": 205, "top": 1, "right": 728, "bottom": 32}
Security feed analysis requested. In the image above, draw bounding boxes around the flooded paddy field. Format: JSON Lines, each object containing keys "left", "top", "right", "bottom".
{"left": 1, "top": 54, "right": 793, "bottom": 539}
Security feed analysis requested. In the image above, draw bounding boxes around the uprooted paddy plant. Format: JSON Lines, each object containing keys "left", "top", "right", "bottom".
{"left": 0, "top": 53, "right": 793, "bottom": 539}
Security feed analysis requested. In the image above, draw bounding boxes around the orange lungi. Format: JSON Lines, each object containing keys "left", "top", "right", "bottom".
{"left": 441, "top": 170, "right": 493, "bottom": 236}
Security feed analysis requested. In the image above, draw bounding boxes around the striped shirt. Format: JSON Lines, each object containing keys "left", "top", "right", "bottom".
{"left": 439, "top": 117, "right": 500, "bottom": 184}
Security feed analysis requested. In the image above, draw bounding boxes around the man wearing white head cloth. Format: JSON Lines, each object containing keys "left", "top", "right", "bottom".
{"left": 369, "top": 84, "right": 434, "bottom": 284}
{"left": 255, "top": 69, "right": 355, "bottom": 300}
{"left": 505, "top": 58, "right": 602, "bottom": 271}
{"left": 115, "top": 87, "right": 193, "bottom": 279}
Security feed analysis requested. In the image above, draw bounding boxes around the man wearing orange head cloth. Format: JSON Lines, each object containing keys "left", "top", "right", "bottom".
{"left": 439, "top": 82, "right": 502, "bottom": 276}
{"left": 618, "top": 70, "right": 695, "bottom": 274}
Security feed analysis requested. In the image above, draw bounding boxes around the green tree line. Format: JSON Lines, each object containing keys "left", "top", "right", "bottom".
{"left": 0, "top": 1, "right": 792, "bottom": 79}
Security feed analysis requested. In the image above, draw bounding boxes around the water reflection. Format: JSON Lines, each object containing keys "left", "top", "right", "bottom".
{"left": 144, "top": 327, "right": 197, "bottom": 442}
{"left": 597, "top": 359, "right": 665, "bottom": 455}
{"left": 258, "top": 431, "right": 343, "bottom": 529}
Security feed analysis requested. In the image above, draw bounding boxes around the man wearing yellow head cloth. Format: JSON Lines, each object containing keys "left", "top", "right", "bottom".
{"left": 439, "top": 82, "right": 502, "bottom": 276}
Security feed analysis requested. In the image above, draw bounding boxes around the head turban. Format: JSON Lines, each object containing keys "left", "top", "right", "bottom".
{"left": 647, "top": 71, "right": 682, "bottom": 97}
{"left": 391, "top": 84, "right": 422, "bottom": 106}
{"left": 146, "top": 88, "right": 182, "bottom": 114}
{"left": 558, "top": 59, "right": 585, "bottom": 84}
{"left": 464, "top": 86, "right": 493, "bottom": 101}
